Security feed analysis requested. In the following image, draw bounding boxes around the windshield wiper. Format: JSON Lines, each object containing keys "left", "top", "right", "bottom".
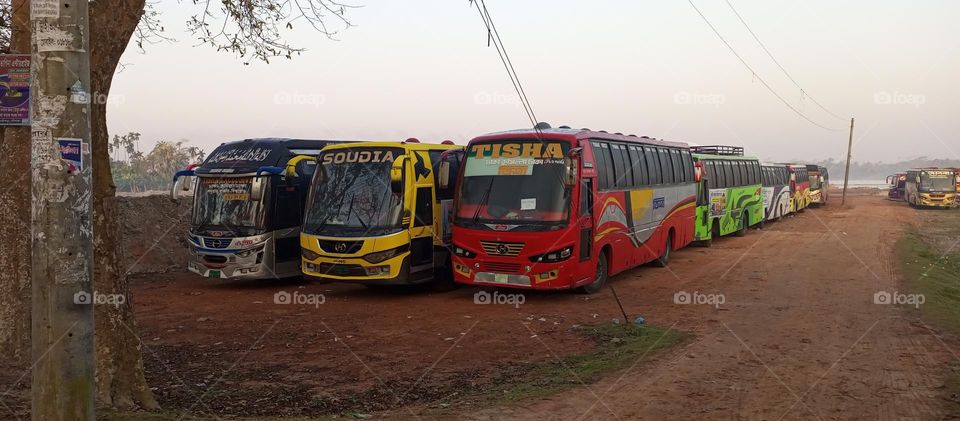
{"left": 472, "top": 178, "right": 496, "bottom": 225}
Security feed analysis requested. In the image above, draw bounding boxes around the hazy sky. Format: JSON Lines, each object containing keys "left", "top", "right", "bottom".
{"left": 108, "top": 0, "right": 960, "bottom": 163}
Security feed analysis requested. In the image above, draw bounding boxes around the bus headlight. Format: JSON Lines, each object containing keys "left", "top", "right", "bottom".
{"left": 301, "top": 247, "right": 321, "bottom": 261}
{"left": 453, "top": 246, "right": 477, "bottom": 258}
{"left": 529, "top": 246, "right": 573, "bottom": 263}
{"left": 362, "top": 244, "right": 409, "bottom": 264}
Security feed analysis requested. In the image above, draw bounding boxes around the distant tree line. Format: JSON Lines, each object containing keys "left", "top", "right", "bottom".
{"left": 811, "top": 157, "right": 960, "bottom": 181}
{"left": 109, "top": 132, "right": 205, "bottom": 193}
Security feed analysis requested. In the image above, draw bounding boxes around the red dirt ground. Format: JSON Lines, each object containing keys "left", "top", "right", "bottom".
{"left": 3, "top": 191, "right": 956, "bottom": 420}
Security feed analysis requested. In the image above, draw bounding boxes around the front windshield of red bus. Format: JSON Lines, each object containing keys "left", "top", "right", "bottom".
{"left": 455, "top": 139, "right": 571, "bottom": 230}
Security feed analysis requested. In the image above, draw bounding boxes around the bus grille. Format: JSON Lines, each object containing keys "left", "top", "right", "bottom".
{"left": 318, "top": 240, "right": 364, "bottom": 254}
{"left": 479, "top": 241, "right": 524, "bottom": 257}
{"left": 483, "top": 262, "right": 522, "bottom": 273}
{"left": 202, "top": 238, "right": 232, "bottom": 249}
{"left": 317, "top": 263, "right": 366, "bottom": 277}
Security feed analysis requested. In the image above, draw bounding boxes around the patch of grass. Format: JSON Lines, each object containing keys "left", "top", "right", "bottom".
{"left": 896, "top": 209, "right": 960, "bottom": 417}
{"left": 479, "top": 323, "right": 686, "bottom": 404}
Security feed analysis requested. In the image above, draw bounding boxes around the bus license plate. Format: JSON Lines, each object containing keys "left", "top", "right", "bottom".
{"left": 493, "top": 273, "right": 509, "bottom": 284}
{"left": 209, "top": 270, "right": 221, "bottom": 278}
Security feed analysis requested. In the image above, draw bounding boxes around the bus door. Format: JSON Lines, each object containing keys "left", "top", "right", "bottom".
{"left": 578, "top": 177, "right": 594, "bottom": 263}
{"left": 409, "top": 153, "right": 436, "bottom": 276}
{"left": 273, "top": 183, "right": 303, "bottom": 274}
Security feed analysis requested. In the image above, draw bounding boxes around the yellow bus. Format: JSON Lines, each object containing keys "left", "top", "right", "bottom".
{"left": 300, "top": 140, "right": 463, "bottom": 288}
{"left": 905, "top": 168, "right": 957, "bottom": 209}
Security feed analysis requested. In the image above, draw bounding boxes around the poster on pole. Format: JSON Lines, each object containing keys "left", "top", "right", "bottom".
{"left": 0, "top": 54, "right": 31, "bottom": 126}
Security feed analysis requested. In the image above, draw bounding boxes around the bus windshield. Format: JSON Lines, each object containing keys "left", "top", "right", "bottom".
{"left": 193, "top": 177, "right": 264, "bottom": 232}
{"left": 303, "top": 148, "right": 404, "bottom": 237}
{"left": 455, "top": 139, "right": 571, "bottom": 230}
{"left": 921, "top": 171, "right": 955, "bottom": 192}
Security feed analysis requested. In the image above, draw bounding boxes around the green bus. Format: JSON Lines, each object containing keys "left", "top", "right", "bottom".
{"left": 691, "top": 146, "right": 764, "bottom": 246}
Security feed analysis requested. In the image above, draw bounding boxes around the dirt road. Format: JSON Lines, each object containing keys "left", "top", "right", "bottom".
{"left": 462, "top": 192, "right": 955, "bottom": 420}
{"left": 120, "top": 192, "right": 956, "bottom": 420}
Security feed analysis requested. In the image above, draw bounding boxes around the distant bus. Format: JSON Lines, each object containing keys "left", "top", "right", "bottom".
{"left": 886, "top": 173, "right": 907, "bottom": 201}
{"left": 807, "top": 165, "right": 829, "bottom": 206}
{"left": 905, "top": 168, "right": 957, "bottom": 208}
{"left": 300, "top": 140, "right": 463, "bottom": 287}
{"left": 761, "top": 163, "right": 792, "bottom": 221}
{"left": 692, "top": 146, "right": 764, "bottom": 246}
{"left": 171, "top": 138, "right": 344, "bottom": 280}
{"left": 783, "top": 164, "right": 811, "bottom": 213}
{"left": 451, "top": 125, "right": 696, "bottom": 293}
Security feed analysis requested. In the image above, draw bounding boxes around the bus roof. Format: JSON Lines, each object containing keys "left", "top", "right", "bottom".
{"left": 692, "top": 152, "right": 759, "bottom": 161}
{"left": 196, "top": 138, "right": 347, "bottom": 176}
{"left": 469, "top": 126, "right": 690, "bottom": 149}
{"left": 321, "top": 140, "right": 462, "bottom": 152}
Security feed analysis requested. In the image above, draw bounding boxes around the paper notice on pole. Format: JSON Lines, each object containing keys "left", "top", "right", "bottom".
{"left": 57, "top": 138, "right": 82, "bottom": 173}
{"left": 31, "top": 0, "right": 60, "bottom": 19}
{"left": 35, "top": 22, "right": 81, "bottom": 52}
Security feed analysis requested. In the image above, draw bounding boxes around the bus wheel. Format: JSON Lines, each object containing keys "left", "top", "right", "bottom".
{"left": 652, "top": 236, "right": 672, "bottom": 267}
{"left": 579, "top": 250, "right": 608, "bottom": 294}
{"left": 735, "top": 215, "right": 748, "bottom": 237}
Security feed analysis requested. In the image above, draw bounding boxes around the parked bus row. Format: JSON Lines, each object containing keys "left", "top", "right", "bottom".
{"left": 171, "top": 125, "right": 832, "bottom": 292}
{"left": 885, "top": 168, "right": 959, "bottom": 208}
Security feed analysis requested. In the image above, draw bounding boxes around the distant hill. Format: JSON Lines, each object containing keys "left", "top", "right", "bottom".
{"left": 808, "top": 157, "right": 960, "bottom": 181}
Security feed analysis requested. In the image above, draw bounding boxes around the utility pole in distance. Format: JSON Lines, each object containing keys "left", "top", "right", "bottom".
{"left": 841, "top": 118, "right": 855, "bottom": 206}
{"left": 30, "top": 0, "right": 96, "bottom": 419}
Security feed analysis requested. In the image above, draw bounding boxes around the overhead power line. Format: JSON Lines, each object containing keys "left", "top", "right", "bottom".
{"left": 723, "top": 0, "right": 846, "bottom": 121}
{"left": 687, "top": 0, "right": 845, "bottom": 132}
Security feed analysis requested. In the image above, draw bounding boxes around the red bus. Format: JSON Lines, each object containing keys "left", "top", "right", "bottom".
{"left": 450, "top": 125, "right": 696, "bottom": 293}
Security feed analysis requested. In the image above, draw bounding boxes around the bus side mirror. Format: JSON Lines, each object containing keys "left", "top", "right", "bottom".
{"left": 564, "top": 158, "right": 578, "bottom": 187}
{"left": 170, "top": 169, "right": 195, "bottom": 201}
{"left": 438, "top": 161, "right": 451, "bottom": 189}
{"left": 251, "top": 177, "right": 265, "bottom": 202}
{"left": 391, "top": 156, "right": 406, "bottom": 193}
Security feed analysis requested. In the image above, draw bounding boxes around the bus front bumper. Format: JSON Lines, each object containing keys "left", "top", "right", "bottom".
{"left": 188, "top": 254, "right": 267, "bottom": 280}
{"left": 918, "top": 194, "right": 956, "bottom": 208}
{"left": 302, "top": 255, "right": 430, "bottom": 286}
{"left": 452, "top": 257, "right": 581, "bottom": 290}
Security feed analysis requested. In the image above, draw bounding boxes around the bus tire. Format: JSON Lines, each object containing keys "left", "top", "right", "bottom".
{"left": 579, "top": 250, "right": 608, "bottom": 294}
{"left": 652, "top": 235, "right": 672, "bottom": 267}
{"left": 735, "top": 214, "right": 748, "bottom": 237}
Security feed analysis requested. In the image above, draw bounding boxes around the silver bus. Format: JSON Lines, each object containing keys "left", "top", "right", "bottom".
{"left": 171, "top": 138, "right": 345, "bottom": 280}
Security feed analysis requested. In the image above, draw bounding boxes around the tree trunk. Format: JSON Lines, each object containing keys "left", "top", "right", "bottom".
{"left": 87, "top": 0, "right": 158, "bottom": 410}
{"left": 0, "top": 0, "right": 32, "bottom": 364}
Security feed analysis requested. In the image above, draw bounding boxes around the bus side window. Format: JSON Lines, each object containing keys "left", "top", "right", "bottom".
{"left": 414, "top": 187, "right": 433, "bottom": 228}
{"left": 644, "top": 146, "right": 661, "bottom": 185}
{"left": 592, "top": 142, "right": 610, "bottom": 190}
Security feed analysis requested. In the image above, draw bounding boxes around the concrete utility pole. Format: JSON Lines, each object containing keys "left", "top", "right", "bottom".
{"left": 841, "top": 117, "right": 855, "bottom": 206}
{"left": 29, "top": 0, "right": 95, "bottom": 419}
